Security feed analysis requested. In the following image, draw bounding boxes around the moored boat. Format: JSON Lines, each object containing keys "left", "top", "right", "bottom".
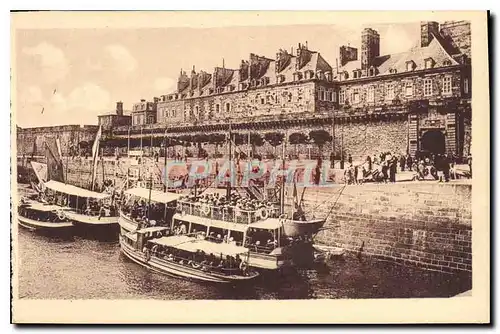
{"left": 17, "top": 198, "right": 73, "bottom": 233}
{"left": 120, "top": 226, "right": 259, "bottom": 284}
{"left": 42, "top": 180, "right": 119, "bottom": 238}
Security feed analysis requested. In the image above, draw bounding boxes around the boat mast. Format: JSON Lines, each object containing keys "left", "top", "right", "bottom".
{"left": 280, "top": 131, "right": 286, "bottom": 215}
{"left": 226, "top": 119, "right": 232, "bottom": 200}
{"left": 147, "top": 172, "right": 153, "bottom": 221}
{"left": 163, "top": 127, "right": 168, "bottom": 224}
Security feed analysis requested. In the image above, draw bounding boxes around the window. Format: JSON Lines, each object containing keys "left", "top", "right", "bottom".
{"left": 325, "top": 90, "right": 332, "bottom": 102}
{"left": 424, "top": 58, "right": 435, "bottom": 69}
{"left": 215, "top": 104, "right": 220, "bottom": 113}
{"left": 406, "top": 61, "right": 414, "bottom": 72}
{"left": 261, "top": 97, "right": 265, "bottom": 104}
{"left": 443, "top": 76, "right": 452, "bottom": 95}
{"left": 332, "top": 90, "right": 337, "bottom": 102}
{"left": 352, "top": 88, "right": 360, "bottom": 104}
{"left": 424, "top": 79, "right": 433, "bottom": 96}
{"left": 339, "top": 90, "right": 345, "bottom": 104}
{"left": 172, "top": 110, "right": 177, "bottom": 118}
{"left": 287, "top": 93, "right": 292, "bottom": 103}
{"left": 319, "top": 87, "right": 325, "bottom": 101}
{"left": 367, "top": 86, "right": 375, "bottom": 102}
{"left": 405, "top": 81, "right": 414, "bottom": 96}
{"left": 386, "top": 83, "right": 395, "bottom": 100}
{"left": 225, "top": 103, "right": 231, "bottom": 112}
{"left": 464, "top": 78, "right": 469, "bottom": 94}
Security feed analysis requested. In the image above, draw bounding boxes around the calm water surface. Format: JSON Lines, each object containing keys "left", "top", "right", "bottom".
{"left": 16, "top": 228, "right": 471, "bottom": 300}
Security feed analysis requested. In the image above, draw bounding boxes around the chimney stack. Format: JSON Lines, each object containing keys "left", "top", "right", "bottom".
{"left": 420, "top": 21, "right": 440, "bottom": 47}
{"left": 339, "top": 45, "right": 358, "bottom": 67}
{"left": 116, "top": 101, "right": 123, "bottom": 116}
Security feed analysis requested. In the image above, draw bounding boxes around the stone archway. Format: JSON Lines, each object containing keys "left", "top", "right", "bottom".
{"left": 420, "top": 130, "right": 446, "bottom": 155}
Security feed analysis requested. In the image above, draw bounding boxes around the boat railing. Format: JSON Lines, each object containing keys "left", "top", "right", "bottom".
{"left": 177, "top": 200, "right": 279, "bottom": 225}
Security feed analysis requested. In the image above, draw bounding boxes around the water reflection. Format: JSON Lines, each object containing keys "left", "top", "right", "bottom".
{"left": 15, "top": 227, "right": 471, "bottom": 300}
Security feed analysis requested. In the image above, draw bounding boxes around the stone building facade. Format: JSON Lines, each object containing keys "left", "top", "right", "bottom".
{"left": 97, "top": 101, "right": 132, "bottom": 130}
{"left": 17, "top": 20, "right": 472, "bottom": 161}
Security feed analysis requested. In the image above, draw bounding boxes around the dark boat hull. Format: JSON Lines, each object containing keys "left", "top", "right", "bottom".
{"left": 283, "top": 219, "right": 326, "bottom": 238}
{"left": 65, "top": 211, "right": 119, "bottom": 241}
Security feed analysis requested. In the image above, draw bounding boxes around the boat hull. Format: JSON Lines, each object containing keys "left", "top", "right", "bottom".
{"left": 17, "top": 215, "right": 74, "bottom": 235}
{"left": 119, "top": 237, "right": 258, "bottom": 284}
{"left": 283, "top": 219, "right": 326, "bottom": 238}
{"left": 65, "top": 211, "right": 119, "bottom": 240}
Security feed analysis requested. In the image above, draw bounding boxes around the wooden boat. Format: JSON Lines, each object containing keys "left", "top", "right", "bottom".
{"left": 173, "top": 202, "right": 293, "bottom": 270}
{"left": 120, "top": 226, "right": 259, "bottom": 284}
{"left": 118, "top": 186, "right": 183, "bottom": 234}
{"left": 43, "top": 180, "right": 119, "bottom": 232}
{"left": 282, "top": 218, "right": 326, "bottom": 238}
{"left": 17, "top": 199, "right": 73, "bottom": 232}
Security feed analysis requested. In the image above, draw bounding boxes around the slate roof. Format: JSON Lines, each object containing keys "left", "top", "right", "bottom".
{"left": 336, "top": 34, "right": 458, "bottom": 79}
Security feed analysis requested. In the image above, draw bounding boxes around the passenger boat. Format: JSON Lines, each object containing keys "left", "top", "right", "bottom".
{"left": 41, "top": 180, "right": 119, "bottom": 237}
{"left": 118, "top": 186, "right": 183, "bottom": 234}
{"left": 120, "top": 226, "right": 259, "bottom": 284}
{"left": 17, "top": 197, "right": 73, "bottom": 233}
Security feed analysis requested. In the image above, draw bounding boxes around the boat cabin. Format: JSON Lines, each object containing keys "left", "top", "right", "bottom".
{"left": 120, "top": 187, "right": 183, "bottom": 230}
{"left": 41, "top": 180, "right": 116, "bottom": 218}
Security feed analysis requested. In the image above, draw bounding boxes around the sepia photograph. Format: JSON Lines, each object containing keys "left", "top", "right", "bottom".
{"left": 10, "top": 10, "right": 490, "bottom": 324}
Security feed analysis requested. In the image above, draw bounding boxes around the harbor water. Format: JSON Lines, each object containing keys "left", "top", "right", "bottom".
{"left": 16, "top": 227, "right": 471, "bottom": 300}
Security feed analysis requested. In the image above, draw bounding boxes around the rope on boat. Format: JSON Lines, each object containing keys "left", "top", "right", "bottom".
{"left": 324, "top": 184, "right": 348, "bottom": 221}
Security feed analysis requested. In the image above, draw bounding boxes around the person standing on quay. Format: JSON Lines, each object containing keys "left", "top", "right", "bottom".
{"left": 348, "top": 154, "right": 352, "bottom": 164}
{"left": 406, "top": 153, "right": 413, "bottom": 172}
{"left": 389, "top": 155, "right": 397, "bottom": 183}
{"left": 399, "top": 154, "right": 406, "bottom": 172}
{"left": 367, "top": 155, "right": 372, "bottom": 171}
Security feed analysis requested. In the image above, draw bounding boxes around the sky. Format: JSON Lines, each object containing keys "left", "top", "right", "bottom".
{"left": 14, "top": 21, "right": 420, "bottom": 128}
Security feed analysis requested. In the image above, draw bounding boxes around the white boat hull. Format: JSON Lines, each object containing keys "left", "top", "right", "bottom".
{"left": 18, "top": 215, "right": 73, "bottom": 231}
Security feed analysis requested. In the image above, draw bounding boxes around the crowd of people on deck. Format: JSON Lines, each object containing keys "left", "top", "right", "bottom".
{"left": 141, "top": 228, "right": 249, "bottom": 275}
{"left": 35, "top": 189, "right": 118, "bottom": 218}
{"left": 179, "top": 191, "right": 277, "bottom": 220}
{"left": 122, "top": 199, "right": 173, "bottom": 228}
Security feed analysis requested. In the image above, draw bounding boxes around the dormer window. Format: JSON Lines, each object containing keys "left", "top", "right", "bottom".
{"left": 293, "top": 72, "right": 303, "bottom": 81}
{"left": 239, "top": 82, "right": 248, "bottom": 90}
{"left": 209, "top": 88, "right": 214, "bottom": 94}
{"left": 406, "top": 61, "right": 416, "bottom": 72}
{"left": 343, "top": 71, "right": 349, "bottom": 80}
{"left": 389, "top": 68, "right": 398, "bottom": 74}
{"left": 260, "top": 77, "right": 269, "bottom": 86}
{"left": 443, "top": 59, "right": 452, "bottom": 66}
{"left": 277, "top": 74, "right": 285, "bottom": 83}
{"left": 325, "top": 71, "right": 332, "bottom": 81}
{"left": 369, "top": 67, "right": 377, "bottom": 76}
{"left": 424, "top": 57, "right": 435, "bottom": 69}
{"left": 251, "top": 79, "right": 257, "bottom": 87}
{"left": 353, "top": 71, "right": 358, "bottom": 79}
